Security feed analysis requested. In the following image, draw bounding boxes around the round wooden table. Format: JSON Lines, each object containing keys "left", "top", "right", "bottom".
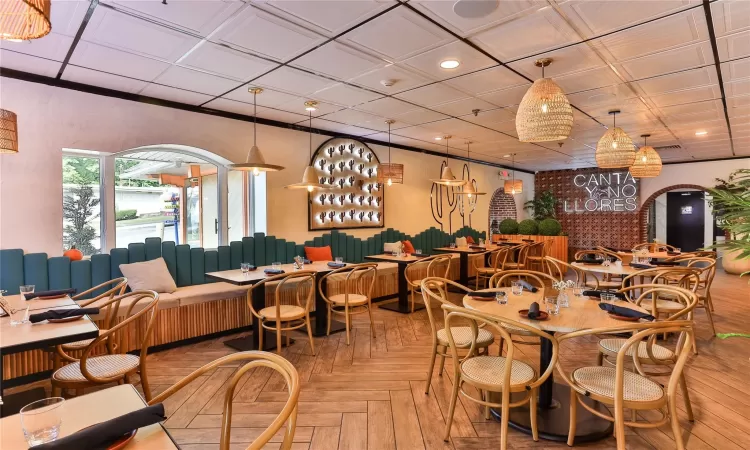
{"left": 463, "top": 289, "right": 649, "bottom": 443}
{"left": 572, "top": 261, "right": 648, "bottom": 277}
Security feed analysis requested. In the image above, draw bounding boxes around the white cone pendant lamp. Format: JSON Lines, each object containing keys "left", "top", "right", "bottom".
{"left": 229, "top": 88, "right": 285, "bottom": 175}
{"left": 596, "top": 110, "right": 636, "bottom": 168}
{"left": 285, "top": 101, "right": 331, "bottom": 192}
{"left": 504, "top": 154, "right": 522, "bottom": 195}
{"left": 456, "top": 142, "right": 485, "bottom": 198}
{"left": 515, "top": 58, "right": 573, "bottom": 143}
{"left": 630, "top": 134, "right": 662, "bottom": 178}
{"left": 431, "top": 136, "right": 467, "bottom": 187}
{"left": 376, "top": 119, "right": 403, "bottom": 186}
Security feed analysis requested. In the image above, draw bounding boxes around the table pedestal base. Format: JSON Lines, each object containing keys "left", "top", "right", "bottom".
{"left": 224, "top": 332, "right": 295, "bottom": 352}
{"left": 378, "top": 301, "right": 425, "bottom": 314}
{"left": 490, "top": 383, "right": 614, "bottom": 443}
{"left": 311, "top": 318, "right": 347, "bottom": 337}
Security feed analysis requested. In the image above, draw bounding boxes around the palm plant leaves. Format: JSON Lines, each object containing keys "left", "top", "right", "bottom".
{"left": 708, "top": 169, "right": 750, "bottom": 276}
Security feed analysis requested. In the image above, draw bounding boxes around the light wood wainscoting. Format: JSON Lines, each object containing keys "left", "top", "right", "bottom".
{"left": 492, "top": 234, "right": 569, "bottom": 262}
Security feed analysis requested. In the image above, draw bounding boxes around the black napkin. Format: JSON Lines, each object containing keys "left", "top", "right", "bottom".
{"left": 23, "top": 288, "right": 77, "bottom": 300}
{"left": 467, "top": 291, "right": 496, "bottom": 298}
{"left": 666, "top": 251, "right": 680, "bottom": 256}
{"left": 517, "top": 280, "right": 538, "bottom": 293}
{"left": 527, "top": 302, "right": 540, "bottom": 319}
{"left": 29, "top": 308, "right": 99, "bottom": 324}
{"left": 582, "top": 290, "right": 626, "bottom": 300}
{"left": 411, "top": 252, "right": 426, "bottom": 257}
{"left": 304, "top": 259, "right": 312, "bottom": 264}
{"left": 264, "top": 269, "right": 285, "bottom": 275}
{"left": 469, "top": 245, "right": 485, "bottom": 250}
{"left": 651, "top": 260, "right": 678, "bottom": 266}
{"left": 598, "top": 303, "right": 654, "bottom": 321}
{"left": 575, "top": 259, "right": 603, "bottom": 265}
{"left": 33, "top": 403, "right": 167, "bottom": 450}
{"left": 629, "top": 263, "right": 652, "bottom": 269}
{"left": 327, "top": 262, "right": 346, "bottom": 268}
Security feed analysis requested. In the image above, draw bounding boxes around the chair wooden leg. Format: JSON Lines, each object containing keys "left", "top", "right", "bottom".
{"left": 286, "top": 328, "right": 290, "bottom": 347}
{"left": 424, "top": 343, "right": 438, "bottom": 394}
{"left": 140, "top": 367, "right": 152, "bottom": 402}
{"left": 669, "top": 398, "right": 686, "bottom": 450}
{"left": 704, "top": 304, "right": 716, "bottom": 336}
{"left": 438, "top": 353, "right": 446, "bottom": 376}
{"left": 596, "top": 351, "right": 604, "bottom": 366}
{"left": 367, "top": 304, "right": 376, "bottom": 338}
{"left": 680, "top": 373, "right": 694, "bottom": 421}
{"left": 345, "top": 306, "right": 351, "bottom": 346}
{"left": 410, "top": 288, "right": 415, "bottom": 313}
{"left": 484, "top": 391, "right": 490, "bottom": 420}
{"left": 567, "top": 387, "right": 577, "bottom": 447}
{"left": 530, "top": 387, "right": 538, "bottom": 441}
{"left": 51, "top": 382, "right": 61, "bottom": 398}
{"left": 326, "top": 307, "right": 332, "bottom": 336}
{"left": 443, "top": 373, "right": 461, "bottom": 442}
{"left": 707, "top": 291, "right": 715, "bottom": 311}
{"left": 306, "top": 314, "right": 316, "bottom": 356}
{"left": 258, "top": 321, "right": 264, "bottom": 351}
{"left": 500, "top": 390, "right": 510, "bottom": 450}
{"left": 614, "top": 403, "right": 626, "bottom": 450}
{"left": 276, "top": 321, "right": 282, "bottom": 355}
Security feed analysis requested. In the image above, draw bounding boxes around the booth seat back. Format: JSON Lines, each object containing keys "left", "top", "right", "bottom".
{"left": 0, "top": 227, "right": 485, "bottom": 296}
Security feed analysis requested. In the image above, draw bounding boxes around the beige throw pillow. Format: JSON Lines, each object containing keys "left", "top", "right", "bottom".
{"left": 119, "top": 257, "right": 177, "bottom": 293}
{"left": 455, "top": 237, "right": 468, "bottom": 247}
{"left": 384, "top": 241, "right": 403, "bottom": 253}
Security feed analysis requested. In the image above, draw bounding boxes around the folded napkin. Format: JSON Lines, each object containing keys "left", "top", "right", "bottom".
{"left": 582, "top": 290, "right": 626, "bottom": 300}
{"left": 527, "top": 302, "right": 540, "bottom": 319}
{"left": 575, "top": 259, "right": 603, "bottom": 265}
{"left": 29, "top": 308, "right": 99, "bottom": 324}
{"left": 666, "top": 251, "right": 680, "bottom": 256}
{"left": 263, "top": 269, "right": 285, "bottom": 275}
{"left": 327, "top": 262, "right": 346, "bottom": 268}
{"left": 304, "top": 259, "right": 312, "bottom": 264}
{"left": 518, "top": 280, "right": 538, "bottom": 293}
{"left": 467, "top": 291, "right": 496, "bottom": 298}
{"left": 411, "top": 252, "right": 426, "bottom": 257}
{"left": 629, "top": 263, "right": 653, "bottom": 269}
{"left": 651, "top": 260, "right": 678, "bottom": 266}
{"left": 33, "top": 403, "right": 167, "bottom": 450}
{"left": 469, "top": 245, "right": 485, "bottom": 250}
{"left": 598, "top": 303, "right": 654, "bottom": 321}
{"left": 23, "top": 288, "right": 77, "bottom": 300}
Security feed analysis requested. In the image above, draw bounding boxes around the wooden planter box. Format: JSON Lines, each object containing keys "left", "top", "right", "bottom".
{"left": 491, "top": 234, "right": 569, "bottom": 263}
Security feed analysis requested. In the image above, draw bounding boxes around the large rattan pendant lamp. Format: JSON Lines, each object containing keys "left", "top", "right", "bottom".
{"left": 630, "top": 134, "right": 662, "bottom": 178}
{"left": 515, "top": 58, "right": 573, "bottom": 143}
{"left": 596, "top": 110, "right": 636, "bottom": 168}
{"left": 0, "top": 0, "right": 51, "bottom": 41}
{"left": 285, "top": 101, "right": 331, "bottom": 192}
{"left": 0, "top": 109, "right": 18, "bottom": 154}
{"left": 504, "top": 153, "right": 522, "bottom": 195}
{"left": 456, "top": 142, "right": 486, "bottom": 198}
{"left": 376, "top": 119, "right": 403, "bottom": 186}
{"left": 229, "top": 88, "right": 284, "bottom": 175}
{"left": 431, "top": 135, "right": 467, "bottom": 187}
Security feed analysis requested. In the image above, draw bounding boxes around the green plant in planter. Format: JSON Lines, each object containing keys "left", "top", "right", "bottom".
{"left": 518, "top": 219, "right": 539, "bottom": 235}
{"left": 709, "top": 169, "right": 750, "bottom": 277}
{"left": 524, "top": 190, "right": 558, "bottom": 221}
{"left": 498, "top": 218, "right": 519, "bottom": 234}
{"left": 538, "top": 218, "right": 562, "bottom": 236}
{"left": 490, "top": 219, "right": 499, "bottom": 235}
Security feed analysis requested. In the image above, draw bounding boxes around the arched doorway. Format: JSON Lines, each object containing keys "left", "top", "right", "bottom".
{"left": 488, "top": 188, "right": 517, "bottom": 236}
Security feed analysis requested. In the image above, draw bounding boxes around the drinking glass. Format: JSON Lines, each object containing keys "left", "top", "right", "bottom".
{"left": 449, "top": 243, "right": 456, "bottom": 249}
{"left": 601, "top": 293, "right": 617, "bottom": 304}
{"left": 335, "top": 257, "right": 344, "bottom": 264}
{"left": 545, "top": 296, "right": 559, "bottom": 315}
{"left": 8, "top": 294, "right": 29, "bottom": 326}
{"left": 240, "top": 262, "right": 251, "bottom": 274}
{"left": 272, "top": 262, "right": 282, "bottom": 271}
{"left": 675, "top": 248, "right": 681, "bottom": 253}
{"left": 478, "top": 238, "right": 485, "bottom": 246}
{"left": 511, "top": 281, "right": 523, "bottom": 296}
{"left": 573, "top": 284, "right": 584, "bottom": 297}
{"left": 415, "top": 249, "right": 422, "bottom": 255}
{"left": 20, "top": 397, "right": 64, "bottom": 446}
{"left": 19, "top": 285, "right": 34, "bottom": 299}
{"left": 495, "top": 291, "right": 507, "bottom": 305}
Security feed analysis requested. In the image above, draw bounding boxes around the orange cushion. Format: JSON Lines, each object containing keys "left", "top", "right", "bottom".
{"left": 402, "top": 240, "right": 415, "bottom": 254}
{"left": 305, "top": 246, "right": 333, "bottom": 262}
{"left": 466, "top": 236, "right": 475, "bottom": 244}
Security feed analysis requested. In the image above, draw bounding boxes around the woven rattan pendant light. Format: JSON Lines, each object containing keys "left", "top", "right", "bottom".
{"left": 431, "top": 136, "right": 467, "bottom": 187}
{"left": 456, "top": 142, "right": 485, "bottom": 198}
{"left": 596, "top": 110, "right": 636, "bottom": 168}
{"left": 285, "top": 101, "right": 331, "bottom": 192}
{"left": 0, "top": 0, "right": 51, "bottom": 41}
{"left": 229, "top": 88, "right": 284, "bottom": 175}
{"left": 516, "top": 58, "right": 573, "bottom": 143}
{"left": 504, "top": 154, "right": 522, "bottom": 195}
{"left": 630, "top": 134, "right": 662, "bottom": 178}
{"left": 0, "top": 109, "right": 18, "bottom": 154}
{"left": 376, "top": 119, "right": 403, "bottom": 186}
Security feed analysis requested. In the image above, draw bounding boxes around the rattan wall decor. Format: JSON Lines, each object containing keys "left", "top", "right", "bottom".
{"left": 308, "top": 137, "right": 384, "bottom": 231}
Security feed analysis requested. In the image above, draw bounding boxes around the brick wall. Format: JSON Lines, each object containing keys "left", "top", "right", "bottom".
{"left": 488, "top": 188, "right": 517, "bottom": 232}
{"left": 535, "top": 168, "right": 641, "bottom": 255}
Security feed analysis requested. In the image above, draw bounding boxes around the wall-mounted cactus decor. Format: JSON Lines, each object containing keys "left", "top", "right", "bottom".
{"left": 430, "top": 161, "right": 476, "bottom": 232}
{"left": 309, "top": 137, "right": 385, "bottom": 230}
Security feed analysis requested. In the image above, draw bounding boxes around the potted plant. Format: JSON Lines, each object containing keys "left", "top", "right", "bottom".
{"left": 709, "top": 169, "right": 750, "bottom": 276}
{"left": 524, "top": 190, "right": 557, "bottom": 220}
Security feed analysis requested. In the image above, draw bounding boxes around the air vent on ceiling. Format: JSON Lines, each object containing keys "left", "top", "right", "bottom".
{"left": 653, "top": 144, "right": 682, "bottom": 151}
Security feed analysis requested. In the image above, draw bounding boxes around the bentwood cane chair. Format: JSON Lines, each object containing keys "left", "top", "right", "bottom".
{"left": 404, "top": 254, "right": 452, "bottom": 313}
{"left": 559, "top": 320, "right": 694, "bottom": 450}
{"left": 473, "top": 248, "right": 509, "bottom": 290}
{"left": 575, "top": 249, "right": 621, "bottom": 289}
{"left": 149, "top": 351, "right": 300, "bottom": 450}
{"left": 420, "top": 277, "right": 494, "bottom": 394}
{"left": 51, "top": 290, "right": 159, "bottom": 401}
{"left": 525, "top": 239, "right": 552, "bottom": 272}
{"left": 543, "top": 256, "right": 593, "bottom": 288}
{"left": 441, "top": 304, "right": 559, "bottom": 450}
{"left": 247, "top": 271, "right": 317, "bottom": 355}
{"left": 318, "top": 263, "right": 378, "bottom": 345}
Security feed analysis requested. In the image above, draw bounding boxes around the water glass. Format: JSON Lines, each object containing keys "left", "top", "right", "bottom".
{"left": 8, "top": 295, "right": 29, "bottom": 326}
{"left": 511, "top": 281, "right": 523, "bottom": 296}
{"left": 21, "top": 397, "right": 64, "bottom": 446}
{"left": 335, "top": 256, "right": 344, "bottom": 264}
{"left": 545, "top": 296, "right": 559, "bottom": 315}
{"left": 240, "top": 262, "right": 251, "bottom": 274}
{"left": 478, "top": 238, "right": 485, "bottom": 246}
{"left": 449, "top": 243, "right": 456, "bottom": 249}
{"left": 415, "top": 249, "right": 422, "bottom": 255}
{"left": 601, "top": 293, "right": 617, "bottom": 304}
{"left": 19, "top": 285, "right": 34, "bottom": 299}
{"left": 675, "top": 248, "right": 681, "bottom": 253}
{"left": 272, "top": 262, "right": 282, "bottom": 271}
{"left": 495, "top": 291, "right": 507, "bottom": 305}
{"left": 573, "top": 284, "right": 584, "bottom": 297}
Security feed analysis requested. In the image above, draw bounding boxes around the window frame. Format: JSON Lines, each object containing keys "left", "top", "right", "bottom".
{"left": 61, "top": 150, "right": 107, "bottom": 254}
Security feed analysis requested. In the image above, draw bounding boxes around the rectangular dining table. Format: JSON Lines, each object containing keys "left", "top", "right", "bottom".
{"left": 0, "top": 384, "right": 178, "bottom": 449}
{"left": 364, "top": 253, "right": 429, "bottom": 314}
{"left": 0, "top": 298, "right": 99, "bottom": 417}
{"left": 432, "top": 246, "right": 487, "bottom": 286}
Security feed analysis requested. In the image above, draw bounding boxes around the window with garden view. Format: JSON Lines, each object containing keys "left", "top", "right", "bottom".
{"left": 62, "top": 155, "right": 102, "bottom": 256}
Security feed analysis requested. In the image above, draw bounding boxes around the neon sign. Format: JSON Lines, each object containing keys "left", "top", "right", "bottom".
{"left": 563, "top": 171, "right": 638, "bottom": 213}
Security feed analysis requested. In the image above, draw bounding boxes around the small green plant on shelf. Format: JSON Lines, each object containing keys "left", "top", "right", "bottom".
{"left": 524, "top": 190, "right": 558, "bottom": 220}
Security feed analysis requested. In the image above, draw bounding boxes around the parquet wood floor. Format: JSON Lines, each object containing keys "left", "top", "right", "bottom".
{"left": 10, "top": 270, "right": 750, "bottom": 449}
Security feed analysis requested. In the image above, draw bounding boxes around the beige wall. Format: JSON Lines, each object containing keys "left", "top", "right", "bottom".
{"left": 639, "top": 158, "right": 750, "bottom": 204}
{"left": 0, "top": 78, "right": 533, "bottom": 255}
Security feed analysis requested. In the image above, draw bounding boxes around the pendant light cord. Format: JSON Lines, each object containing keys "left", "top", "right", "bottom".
{"left": 309, "top": 110, "right": 312, "bottom": 160}
{"left": 388, "top": 121, "right": 391, "bottom": 164}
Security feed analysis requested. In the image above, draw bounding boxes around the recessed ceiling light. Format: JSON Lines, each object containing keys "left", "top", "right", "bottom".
{"left": 695, "top": 130, "right": 708, "bottom": 136}
{"left": 503, "top": 154, "right": 511, "bottom": 158}
{"left": 453, "top": 0, "right": 499, "bottom": 18}
{"left": 440, "top": 59, "right": 460, "bottom": 69}
{"left": 434, "top": 136, "right": 443, "bottom": 141}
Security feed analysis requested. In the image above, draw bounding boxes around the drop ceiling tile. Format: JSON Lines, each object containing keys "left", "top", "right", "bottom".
{"left": 178, "top": 41, "right": 277, "bottom": 82}
{"left": 0, "top": 50, "right": 61, "bottom": 77}
{"left": 107, "top": 0, "right": 243, "bottom": 36}
{"left": 49, "top": 0, "right": 91, "bottom": 36}
{"left": 390, "top": 107, "right": 450, "bottom": 127}
{"left": 634, "top": 66, "right": 716, "bottom": 96}
{"left": 647, "top": 85, "right": 722, "bottom": 108}
{"left": 394, "top": 82, "right": 469, "bottom": 107}
{"left": 342, "top": 7, "right": 451, "bottom": 61}
{"left": 82, "top": 7, "right": 201, "bottom": 62}
{"left": 254, "top": 104, "right": 312, "bottom": 123}
{"left": 318, "top": 108, "right": 383, "bottom": 126}
{"left": 444, "top": 66, "right": 526, "bottom": 96}
{"left": 312, "top": 83, "right": 383, "bottom": 107}
{"left": 310, "top": 118, "right": 376, "bottom": 136}
{"left": 401, "top": 40, "right": 495, "bottom": 81}
{"left": 292, "top": 42, "right": 386, "bottom": 80}
{"left": 618, "top": 42, "right": 713, "bottom": 80}
{"left": 211, "top": 6, "right": 325, "bottom": 61}
{"left": 660, "top": 99, "right": 725, "bottom": 124}
{"left": 62, "top": 65, "right": 149, "bottom": 93}
{"left": 70, "top": 41, "right": 171, "bottom": 81}
{"left": 0, "top": 32, "right": 73, "bottom": 61}
{"left": 553, "top": 66, "right": 625, "bottom": 94}
{"left": 478, "top": 84, "right": 530, "bottom": 108}
{"left": 431, "top": 96, "right": 499, "bottom": 117}
{"left": 421, "top": 118, "right": 476, "bottom": 136}
{"left": 280, "top": 99, "right": 343, "bottom": 117}
{"left": 410, "top": 0, "right": 545, "bottom": 38}
{"left": 460, "top": 107, "right": 516, "bottom": 128}
{"left": 710, "top": 0, "right": 750, "bottom": 37}
{"left": 728, "top": 95, "right": 750, "bottom": 118}
{"left": 471, "top": 8, "right": 579, "bottom": 61}
{"left": 720, "top": 59, "right": 750, "bottom": 82}
{"left": 510, "top": 44, "right": 606, "bottom": 80}
{"left": 353, "top": 97, "right": 418, "bottom": 117}
{"left": 258, "top": 0, "right": 392, "bottom": 36}
{"left": 152, "top": 65, "right": 239, "bottom": 96}
{"left": 253, "top": 66, "right": 337, "bottom": 96}
{"left": 725, "top": 78, "right": 750, "bottom": 98}
{"left": 349, "top": 64, "right": 434, "bottom": 94}
{"left": 393, "top": 125, "right": 446, "bottom": 142}
{"left": 222, "top": 85, "right": 302, "bottom": 108}
{"left": 140, "top": 83, "right": 214, "bottom": 105}
{"left": 716, "top": 29, "right": 750, "bottom": 62}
